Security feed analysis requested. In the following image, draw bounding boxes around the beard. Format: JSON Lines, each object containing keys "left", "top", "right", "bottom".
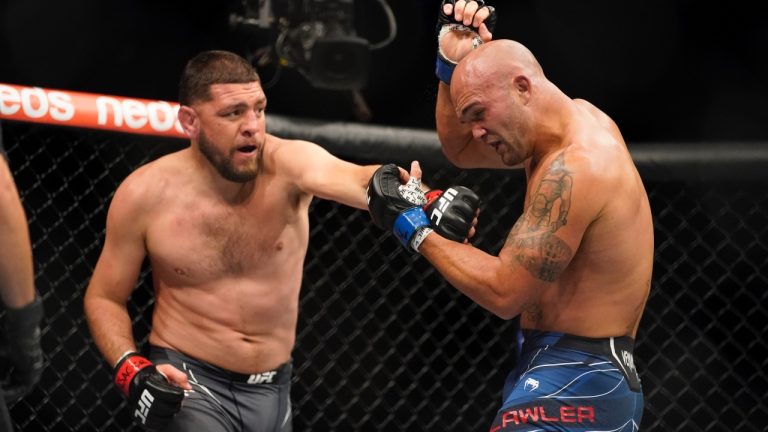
{"left": 198, "top": 130, "right": 262, "bottom": 183}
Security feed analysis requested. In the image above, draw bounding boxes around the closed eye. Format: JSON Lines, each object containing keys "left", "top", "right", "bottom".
{"left": 458, "top": 103, "right": 484, "bottom": 123}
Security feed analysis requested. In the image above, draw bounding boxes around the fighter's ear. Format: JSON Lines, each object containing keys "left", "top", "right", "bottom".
{"left": 512, "top": 75, "right": 531, "bottom": 103}
{"left": 177, "top": 105, "right": 199, "bottom": 138}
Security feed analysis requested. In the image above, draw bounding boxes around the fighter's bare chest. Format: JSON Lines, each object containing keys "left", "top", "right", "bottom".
{"left": 145, "top": 194, "right": 307, "bottom": 277}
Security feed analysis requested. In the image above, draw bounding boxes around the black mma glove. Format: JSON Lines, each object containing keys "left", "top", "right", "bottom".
{"left": 367, "top": 164, "right": 480, "bottom": 252}
{"left": 2, "top": 296, "right": 44, "bottom": 402}
{"left": 435, "top": 0, "right": 497, "bottom": 84}
{"left": 423, "top": 187, "right": 481, "bottom": 242}
{"left": 368, "top": 164, "right": 431, "bottom": 251}
{"left": 114, "top": 352, "right": 185, "bottom": 430}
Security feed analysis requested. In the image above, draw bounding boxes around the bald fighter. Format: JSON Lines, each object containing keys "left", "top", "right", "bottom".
{"left": 368, "top": 2, "right": 653, "bottom": 430}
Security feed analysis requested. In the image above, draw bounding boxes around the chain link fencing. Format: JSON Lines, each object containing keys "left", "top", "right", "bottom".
{"left": 1, "top": 120, "right": 766, "bottom": 431}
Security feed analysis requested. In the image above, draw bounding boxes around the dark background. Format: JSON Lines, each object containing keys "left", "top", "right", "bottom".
{"left": 1, "top": 2, "right": 767, "bottom": 431}
{"left": 1, "top": 0, "right": 767, "bottom": 143}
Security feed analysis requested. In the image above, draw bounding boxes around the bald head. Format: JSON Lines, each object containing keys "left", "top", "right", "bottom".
{"left": 453, "top": 39, "right": 543, "bottom": 88}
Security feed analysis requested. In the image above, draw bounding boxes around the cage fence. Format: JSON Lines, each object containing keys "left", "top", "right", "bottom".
{"left": 1, "top": 120, "right": 766, "bottom": 431}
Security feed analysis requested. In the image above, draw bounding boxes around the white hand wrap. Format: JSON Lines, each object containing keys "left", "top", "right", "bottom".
{"left": 410, "top": 227, "right": 434, "bottom": 253}
{"left": 437, "top": 23, "right": 484, "bottom": 65}
{"left": 398, "top": 177, "right": 427, "bottom": 206}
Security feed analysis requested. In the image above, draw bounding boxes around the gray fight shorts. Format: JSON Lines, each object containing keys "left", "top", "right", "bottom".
{"left": 149, "top": 346, "right": 292, "bottom": 432}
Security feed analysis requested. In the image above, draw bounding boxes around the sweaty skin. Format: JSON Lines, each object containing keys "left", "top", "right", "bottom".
{"left": 427, "top": 39, "right": 653, "bottom": 338}
{"left": 84, "top": 82, "right": 378, "bottom": 384}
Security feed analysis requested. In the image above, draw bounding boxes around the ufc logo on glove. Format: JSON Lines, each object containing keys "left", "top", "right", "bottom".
{"left": 428, "top": 187, "right": 458, "bottom": 226}
{"left": 135, "top": 389, "right": 155, "bottom": 424}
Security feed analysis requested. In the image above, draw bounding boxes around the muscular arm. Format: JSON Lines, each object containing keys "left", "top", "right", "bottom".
{"left": 435, "top": 81, "right": 473, "bottom": 167}
{"left": 419, "top": 236, "right": 533, "bottom": 319}
{"left": 419, "top": 151, "right": 599, "bottom": 319}
{"left": 277, "top": 139, "right": 379, "bottom": 210}
{"left": 433, "top": 3, "right": 511, "bottom": 170}
{"left": 84, "top": 175, "right": 149, "bottom": 366}
{"left": 0, "top": 157, "right": 35, "bottom": 307}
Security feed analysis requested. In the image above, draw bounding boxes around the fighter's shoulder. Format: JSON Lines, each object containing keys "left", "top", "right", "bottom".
{"left": 265, "top": 134, "right": 329, "bottom": 169}
{"left": 574, "top": 99, "right": 623, "bottom": 140}
{"left": 111, "top": 151, "right": 183, "bottom": 211}
{"left": 558, "top": 139, "right": 622, "bottom": 186}
{"left": 554, "top": 140, "right": 635, "bottom": 232}
{"left": 267, "top": 134, "right": 322, "bottom": 153}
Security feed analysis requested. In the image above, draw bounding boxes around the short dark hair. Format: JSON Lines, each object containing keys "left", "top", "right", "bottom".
{"left": 178, "top": 50, "right": 260, "bottom": 105}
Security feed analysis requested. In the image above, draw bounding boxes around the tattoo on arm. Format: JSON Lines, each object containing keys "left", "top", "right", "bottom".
{"left": 505, "top": 153, "right": 574, "bottom": 282}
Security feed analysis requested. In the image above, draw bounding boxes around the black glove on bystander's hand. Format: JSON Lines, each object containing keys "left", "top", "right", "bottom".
{"left": 2, "top": 296, "right": 44, "bottom": 402}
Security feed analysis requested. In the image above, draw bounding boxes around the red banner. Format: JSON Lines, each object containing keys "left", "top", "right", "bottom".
{"left": 0, "top": 83, "right": 187, "bottom": 139}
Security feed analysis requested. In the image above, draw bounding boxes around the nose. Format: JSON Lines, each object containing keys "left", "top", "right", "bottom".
{"left": 471, "top": 125, "right": 486, "bottom": 141}
{"left": 241, "top": 110, "right": 262, "bottom": 138}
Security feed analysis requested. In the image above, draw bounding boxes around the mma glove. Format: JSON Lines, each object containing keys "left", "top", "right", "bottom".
{"left": 2, "top": 296, "right": 44, "bottom": 402}
{"left": 367, "top": 164, "right": 480, "bottom": 252}
{"left": 114, "top": 352, "right": 185, "bottom": 431}
{"left": 435, "top": 0, "right": 497, "bottom": 84}
{"left": 423, "top": 187, "right": 481, "bottom": 243}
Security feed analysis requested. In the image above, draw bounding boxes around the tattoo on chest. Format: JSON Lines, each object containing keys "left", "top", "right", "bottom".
{"left": 505, "top": 153, "right": 574, "bottom": 282}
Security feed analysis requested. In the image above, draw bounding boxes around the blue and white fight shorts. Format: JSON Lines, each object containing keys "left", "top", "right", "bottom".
{"left": 489, "top": 330, "right": 643, "bottom": 431}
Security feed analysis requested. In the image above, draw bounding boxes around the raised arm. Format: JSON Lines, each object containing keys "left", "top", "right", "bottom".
{"left": 434, "top": 0, "right": 510, "bottom": 169}
{"left": 437, "top": 82, "right": 511, "bottom": 169}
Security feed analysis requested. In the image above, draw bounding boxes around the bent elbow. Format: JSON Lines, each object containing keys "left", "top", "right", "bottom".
{"left": 437, "top": 129, "right": 477, "bottom": 169}
{"left": 440, "top": 146, "right": 474, "bottom": 169}
{"left": 486, "top": 294, "right": 521, "bottom": 321}
{"left": 492, "top": 306, "right": 519, "bottom": 321}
